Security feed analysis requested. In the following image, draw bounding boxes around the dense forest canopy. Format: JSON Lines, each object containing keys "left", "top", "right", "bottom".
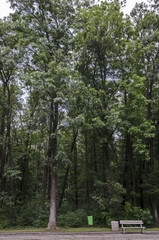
{"left": 0, "top": 0, "right": 159, "bottom": 229}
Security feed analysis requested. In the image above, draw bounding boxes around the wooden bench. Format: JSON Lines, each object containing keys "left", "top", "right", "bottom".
{"left": 119, "top": 220, "right": 145, "bottom": 233}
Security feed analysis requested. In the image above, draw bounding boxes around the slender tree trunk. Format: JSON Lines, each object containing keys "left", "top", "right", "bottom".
{"left": 47, "top": 101, "right": 58, "bottom": 229}
{"left": 93, "top": 129, "right": 97, "bottom": 173}
{"left": 139, "top": 161, "right": 144, "bottom": 209}
{"left": 131, "top": 158, "right": 136, "bottom": 206}
{"left": 151, "top": 199, "right": 159, "bottom": 227}
{"left": 101, "top": 140, "right": 109, "bottom": 198}
{"left": 20, "top": 135, "right": 30, "bottom": 200}
{"left": 74, "top": 143, "right": 78, "bottom": 208}
{"left": 59, "top": 128, "right": 78, "bottom": 208}
{"left": 0, "top": 74, "right": 6, "bottom": 192}
{"left": 48, "top": 169, "right": 57, "bottom": 230}
{"left": 85, "top": 133, "right": 89, "bottom": 203}
{"left": 59, "top": 165, "right": 70, "bottom": 208}
{"left": 147, "top": 74, "right": 154, "bottom": 168}
{"left": 0, "top": 112, "right": 5, "bottom": 192}
{"left": 123, "top": 132, "right": 133, "bottom": 203}
{"left": 6, "top": 86, "right": 15, "bottom": 209}
{"left": 42, "top": 165, "right": 49, "bottom": 204}
{"left": 102, "top": 141, "right": 109, "bottom": 184}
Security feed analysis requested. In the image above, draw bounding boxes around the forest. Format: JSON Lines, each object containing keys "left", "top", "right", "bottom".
{"left": 0, "top": 0, "right": 159, "bottom": 230}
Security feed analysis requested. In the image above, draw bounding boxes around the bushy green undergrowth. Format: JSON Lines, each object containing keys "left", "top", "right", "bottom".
{"left": 0, "top": 197, "right": 153, "bottom": 229}
{"left": 123, "top": 202, "right": 153, "bottom": 227}
{"left": 57, "top": 209, "right": 87, "bottom": 227}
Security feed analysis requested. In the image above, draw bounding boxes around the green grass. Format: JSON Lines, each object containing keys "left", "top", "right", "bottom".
{"left": 0, "top": 227, "right": 110, "bottom": 233}
{"left": 0, "top": 227, "right": 159, "bottom": 233}
{"left": 144, "top": 228, "right": 159, "bottom": 232}
{"left": 56, "top": 227, "right": 111, "bottom": 232}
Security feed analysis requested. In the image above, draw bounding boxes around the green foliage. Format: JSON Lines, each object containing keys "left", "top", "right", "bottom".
{"left": 92, "top": 181, "right": 126, "bottom": 226}
{"left": 0, "top": 0, "right": 159, "bottom": 230}
{"left": 15, "top": 200, "right": 50, "bottom": 228}
{"left": 0, "top": 193, "right": 16, "bottom": 228}
{"left": 123, "top": 202, "right": 153, "bottom": 227}
{"left": 57, "top": 209, "right": 87, "bottom": 227}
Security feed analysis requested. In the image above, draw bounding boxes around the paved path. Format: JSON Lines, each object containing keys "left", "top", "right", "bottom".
{"left": 0, "top": 232, "right": 159, "bottom": 240}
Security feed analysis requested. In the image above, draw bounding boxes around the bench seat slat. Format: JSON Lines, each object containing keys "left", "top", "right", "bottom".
{"left": 120, "top": 220, "right": 143, "bottom": 224}
{"left": 122, "top": 227, "right": 145, "bottom": 229}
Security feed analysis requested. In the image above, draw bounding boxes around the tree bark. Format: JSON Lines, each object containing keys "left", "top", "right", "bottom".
{"left": 123, "top": 132, "right": 133, "bottom": 203}
{"left": 151, "top": 199, "right": 159, "bottom": 227}
{"left": 73, "top": 142, "right": 78, "bottom": 208}
{"left": 59, "top": 128, "right": 78, "bottom": 208}
{"left": 47, "top": 101, "right": 58, "bottom": 229}
{"left": 85, "top": 133, "right": 89, "bottom": 203}
{"left": 59, "top": 165, "right": 70, "bottom": 208}
{"left": 102, "top": 141, "right": 109, "bottom": 184}
{"left": 48, "top": 169, "right": 57, "bottom": 230}
{"left": 0, "top": 109, "right": 5, "bottom": 192}
{"left": 93, "top": 129, "right": 97, "bottom": 173}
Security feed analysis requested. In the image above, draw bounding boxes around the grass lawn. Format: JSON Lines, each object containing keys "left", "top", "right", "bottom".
{"left": 0, "top": 227, "right": 110, "bottom": 233}
{"left": 0, "top": 227, "right": 158, "bottom": 233}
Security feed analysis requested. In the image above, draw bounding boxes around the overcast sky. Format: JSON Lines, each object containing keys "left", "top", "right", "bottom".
{"left": 0, "top": 0, "right": 13, "bottom": 18}
{"left": 0, "top": 0, "right": 149, "bottom": 19}
{"left": 124, "top": 0, "right": 148, "bottom": 14}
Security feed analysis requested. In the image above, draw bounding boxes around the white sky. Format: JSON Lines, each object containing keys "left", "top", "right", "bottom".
{"left": 124, "top": 0, "right": 148, "bottom": 14}
{"left": 0, "top": 0, "right": 148, "bottom": 19}
{"left": 0, "top": 0, "right": 14, "bottom": 18}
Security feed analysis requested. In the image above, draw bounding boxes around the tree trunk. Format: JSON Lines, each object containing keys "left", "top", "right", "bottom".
{"left": 85, "top": 133, "right": 89, "bottom": 203}
{"left": 131, "top": 158, "right": 136, "bottom": 206}
{"left": 59, "top": 128, "right": 78, "bottom": 208}
{"left": 102, "top": 141, "right": 109, "bottom": 184}
{"left": 47, "top": 101, "right": 58, "bottom": 229}
{"left": 151, "top": 199, "right": 159, "bottom": 227}
{"left": 93, "top": 129, "right": 97, "bottom": 173}
{"left": 59, "top": 165, "right": 70, "bottom": 208}
{"left": 48, "top": 169, "right": 57, "bottom": 230}
{"left": 74, "top": 143, "right": 78, "bottom": 208}
{"left": 123, "top": 132, "right": 133, "bottom": 203}
{"left": 0, "top": 111, "right": 5, "bottom": 192}
{"left": 42, "top": 166, "right": 49, "bottom": 204}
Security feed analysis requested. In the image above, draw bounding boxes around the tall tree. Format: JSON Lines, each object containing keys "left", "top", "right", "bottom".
{"left": 73, "top": 0, "right": 125, "bottom": 212}
{"left": 130, "top": 2, "right": 159, "bottom": 224}
{"left": 0, "top": 18, "right": 24, "bottom": 221}
{"left": 9, "top": 0, "right": 76, "bottom": 229}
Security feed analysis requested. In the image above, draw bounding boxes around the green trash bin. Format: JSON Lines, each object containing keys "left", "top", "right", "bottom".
{"left": 87, "top": 216, "right": 93, "bottom": 226}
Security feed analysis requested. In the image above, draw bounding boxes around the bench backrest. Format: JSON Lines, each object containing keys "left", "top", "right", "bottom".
{"left": 119, "top": 220, "right": 143, "bottom": 225}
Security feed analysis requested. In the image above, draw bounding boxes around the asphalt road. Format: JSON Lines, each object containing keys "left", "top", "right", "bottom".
{"left": 0, "top": 232, "right": 159, "bottom": 240}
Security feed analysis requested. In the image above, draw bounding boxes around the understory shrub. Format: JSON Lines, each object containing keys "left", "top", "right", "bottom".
{"left": 57, "top": 209, "right": 87, "bottom": 227}
{"left": 123, "top": 202, "right": 153, "bottom": 227}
